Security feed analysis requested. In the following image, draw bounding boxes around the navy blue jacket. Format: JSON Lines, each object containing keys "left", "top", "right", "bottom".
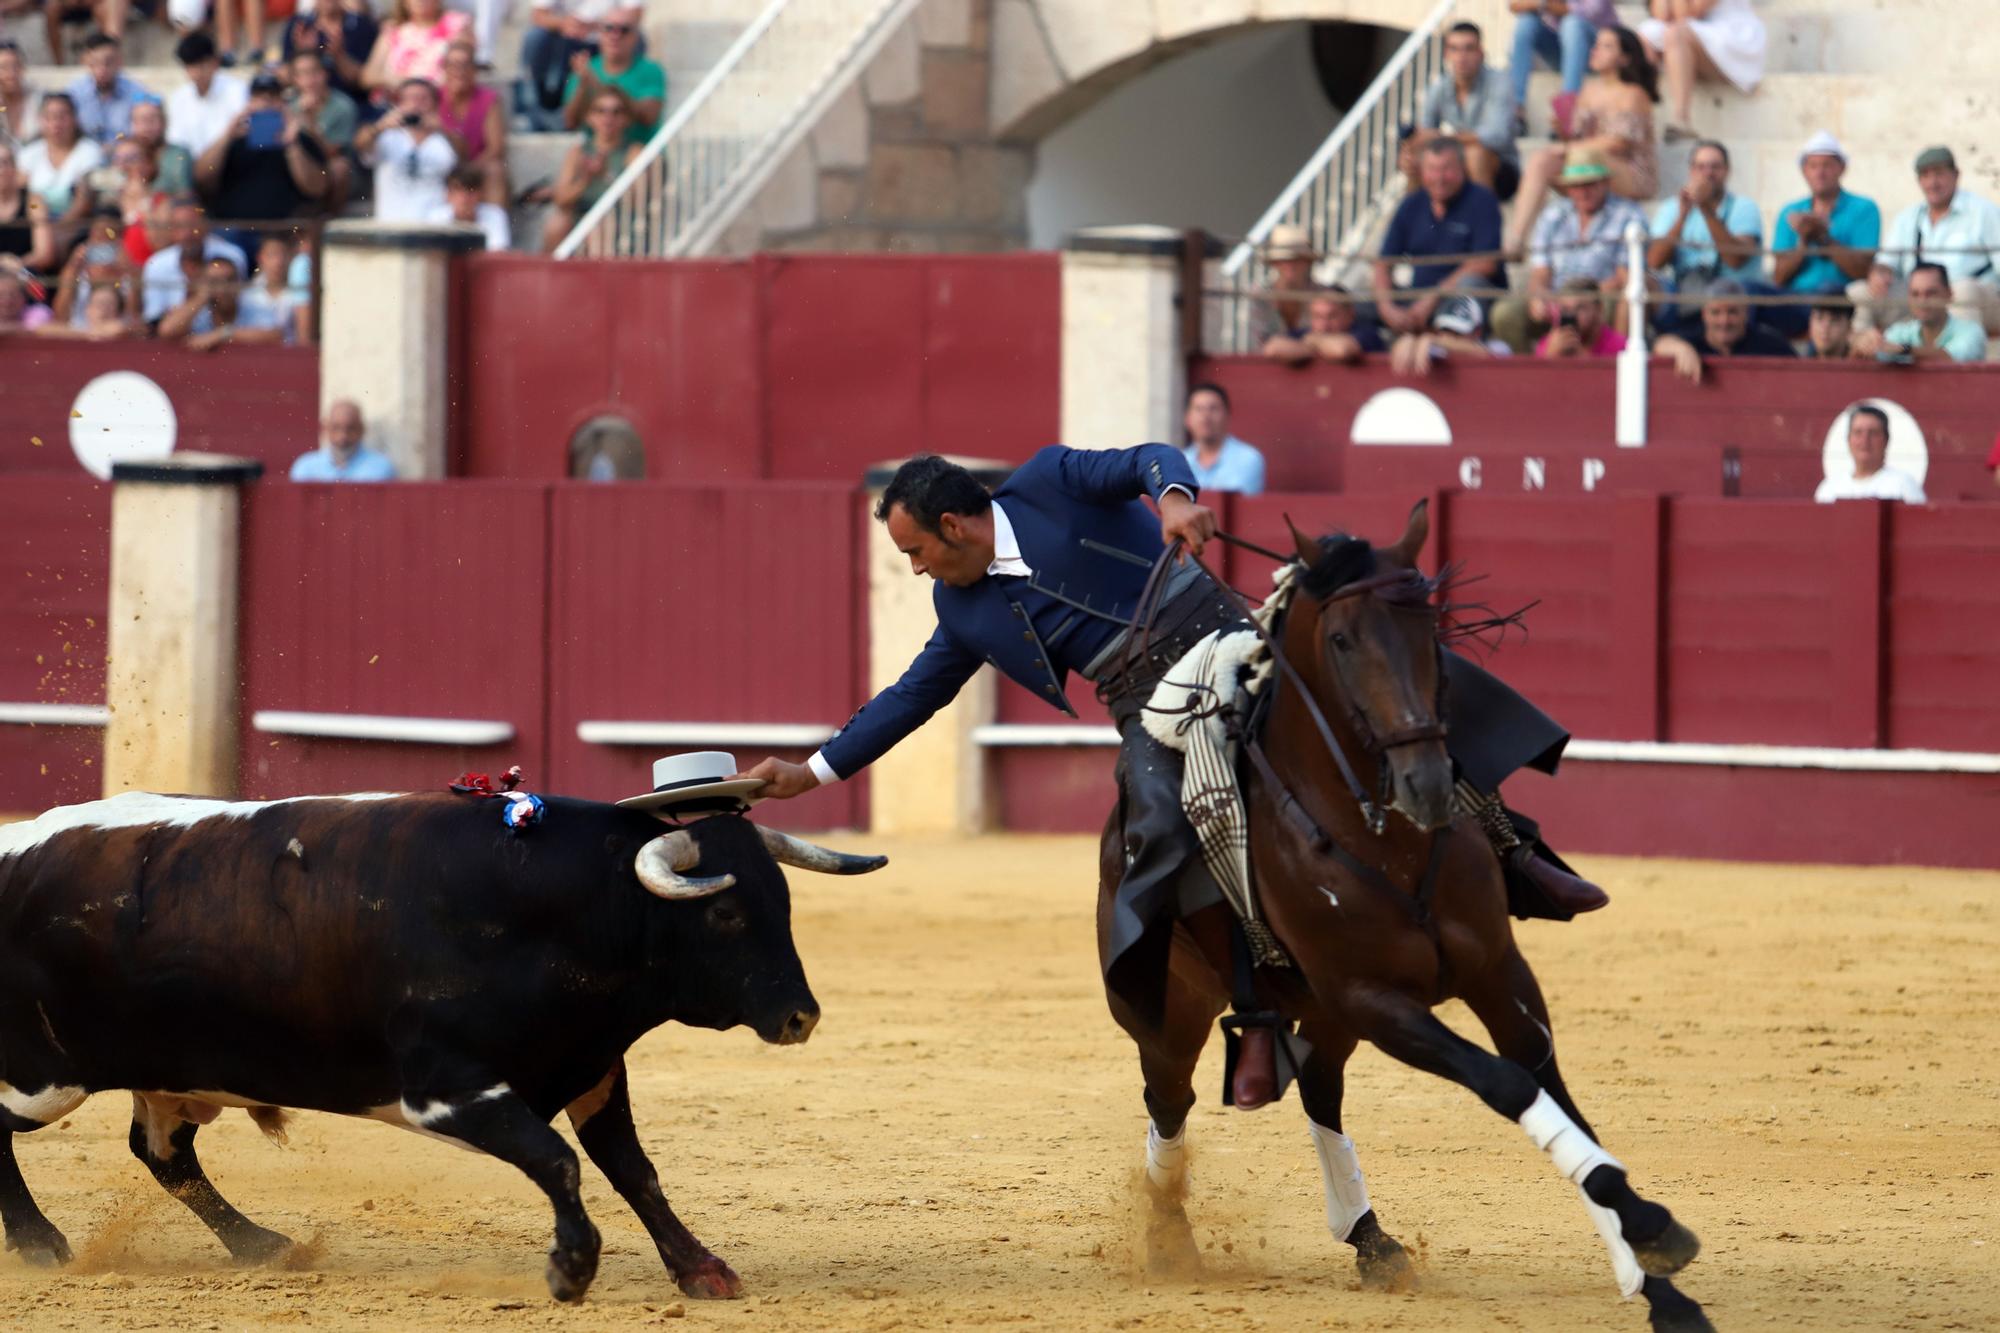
{"left": 819, "top": 444, "right": 1197, "bottom": 779}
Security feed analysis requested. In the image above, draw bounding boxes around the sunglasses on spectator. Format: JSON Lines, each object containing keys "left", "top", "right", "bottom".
{"left": 602, "top": 23, "right": 634, "bottom": 34}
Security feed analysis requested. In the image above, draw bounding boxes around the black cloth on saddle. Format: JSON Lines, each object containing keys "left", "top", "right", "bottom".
{"left": 1101, "top": 581, "right": 1579, "bottom": 1026}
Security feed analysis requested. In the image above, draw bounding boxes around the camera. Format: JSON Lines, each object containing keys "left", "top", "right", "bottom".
{"left": 403, "top": 111, "right": 423, "bottom": 127}
{"left": 1554, "top": 308, "right": 1577, "bottom": 330}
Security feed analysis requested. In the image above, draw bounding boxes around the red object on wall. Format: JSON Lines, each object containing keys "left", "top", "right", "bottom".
{"left": 0, "top": 341, "right": 318, "bottom": 477}
{"left": 454, "top": 253, "right": 1061, "bottom": 484}
{"left": 545, "top": 482, "right": 865, "bottom": 830}
{"left": 237, "top": 481, "right": 553, "bottom": 797}
{"left": 1195, "top": 356, "right": 2000, "bottom": 501}
{"left": 0, "top": 478, "right": 109, "bottom": 811}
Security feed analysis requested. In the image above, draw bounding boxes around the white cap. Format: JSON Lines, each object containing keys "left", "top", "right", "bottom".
{"left": 1799, "top": 131, "right": 1847, "bottom": 165}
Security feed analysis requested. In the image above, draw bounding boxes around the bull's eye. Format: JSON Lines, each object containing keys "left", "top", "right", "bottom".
{"left": 706, "top": 900, "right": 745, "bottom": 934}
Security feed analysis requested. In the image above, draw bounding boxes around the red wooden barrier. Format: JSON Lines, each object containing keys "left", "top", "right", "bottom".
{"left": 455, "top": 253, "right": 1061, "bottom": 484}
{"left": 1885, "top": 504, "right": 2000, "bottom": 752}
{"left": 546, "top": 482, "right": 865, "bottom": 829}
{"left": 0, "top": 478, "right": 110, "bottom": 811}
{"left": 0, "top": 340, "right": 318, "bottom": 477}
{"left": 237, "top": 481, "right": 553, "bottom": 798}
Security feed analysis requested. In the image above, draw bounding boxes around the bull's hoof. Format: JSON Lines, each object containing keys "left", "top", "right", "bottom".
{"left": 676, "top": 1254, "right": 742, "bottom": 1300}
{"left": 5, "top": 1222, "right": 72, "bottom": 1267}
{"left": 545, "top": 1244, "right": 600, "bottom": 1303}
{"left": 1353, "top": 1234, "right": 1412, "bottom": 1292}
{"left": 1631, "top": 1217, "right": 1701, "bottom": 1278}
{"left": 225, "top": 1224, "right": 296, "bottom": 1266}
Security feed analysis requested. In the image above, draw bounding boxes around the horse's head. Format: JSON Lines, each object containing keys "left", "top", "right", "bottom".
{"left": 1287, "top": 500, "right": 1454, "bottom": 833}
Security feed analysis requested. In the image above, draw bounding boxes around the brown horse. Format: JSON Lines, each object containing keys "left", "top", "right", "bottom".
{"left": 1095, "top": 502, "right": 1711, "bottom": 1333}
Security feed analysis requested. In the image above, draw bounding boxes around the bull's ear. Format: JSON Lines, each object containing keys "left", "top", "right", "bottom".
{"left": 758, "top": 826, "right": 887, "bottom": 875}
{"left": 1285, "top": 513, "right": 1318, "bottom": 565}
{"left": 1389, "top": 498, "right": 1429, "bottom": 566}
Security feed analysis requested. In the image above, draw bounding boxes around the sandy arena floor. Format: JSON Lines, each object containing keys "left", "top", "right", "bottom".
{"left": 1, "top": 834, "right": 1995, "bottom": 1331}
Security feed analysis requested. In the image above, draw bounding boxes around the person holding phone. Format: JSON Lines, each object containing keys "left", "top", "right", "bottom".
{"left": 540, "top": 85, "right": 640, "bottom": 250}
{"left": 354, "top": 78, "right": 463, "bottom": 222}
{"left": 194, "top": 73, "right": 329, "bottom": 239}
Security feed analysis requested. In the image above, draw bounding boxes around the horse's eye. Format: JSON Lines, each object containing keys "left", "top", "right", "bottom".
{"left": 1330, "top": 632, "right": 1351, "bottom": 652}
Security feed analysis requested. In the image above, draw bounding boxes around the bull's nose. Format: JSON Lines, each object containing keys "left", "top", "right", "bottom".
{"left": 776, "top": 1008, "right": 819, "bottom": 1045}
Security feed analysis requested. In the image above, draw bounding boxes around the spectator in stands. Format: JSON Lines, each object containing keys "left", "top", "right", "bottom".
{"left": 1863, "top": 147, "right": 2000, "bottom": 338}
{"left": 283, "top": 0, "right": 380, "bottom": 109}
{"left": 1405, "top": 22, "right": 1518, "bottom": 200}
{"left": 140, "top": 196, "right": 247, "bottom": 322}
{"left": 127, "top": 100, "right": 195, "bottom": 195}
{"left": 1814, "top": 405, "right": 1924, "bottom": 504}
{"left": 1803, "top": 298, "right": 1858, "bottom": 360}
{"left": 1509, "top": 0, "right": 1618, "bottom": 121}
{"left": 1263, "top": 288, "right": 1382, "bottom": 364}
{"left": 1638, "top": 0, "right": 1766, "bottom": 143}
{"left": 210, "top": 0, "right": 274, "bottom": 73}
{"left": 427, "top": 162, "right": 509, "bottom": 250}
{"left": 438, "top": 41, "right": 506, "bottom": 207}
{"left": 20, "top": 95, "right": 103, "bottom": 222}
{"left": 288, "top": 51, "right": 357, "bottom": 212}
{"left": 236, "top": 233, "right": 309, "bottom": 343}
{"left": 0, "top": 264, "right": 55, "bottom": 332}
{"left": 521, "top": 0, "right": 624, "bottom": 130}
{"left": 1374, "top": 137, "right": 1501, "bottom": 340}
{"left": 0, "top": 40, "right": 42, "bottom": 153}
{"left": 541, "top": 86, "right": 640, "bottom": 250}
{"left": 1654, "top": 279, "right": 1796, "bottom": 380}
{"left": 442, "top": 0, "right": 505, "bottom": 71}
{"left": 1247, "top": 223, "right": 1318, "bottom": 350}
{"left": 0, "top": 144, "right": 58, "bottom": 272}
{"left": 52, "top": 214, "right": 138, "bottom": 332}
{"left": 1854, "top": 263, "right": 1987, "bottom": 364}
{"left": 291, "top": 398, "right": 397, "bottom": 481}
{"left": 563, "top": 7, "right": 663, "bottom": 141}
{"left": 66, "top": 32, "right": 144, "bottom": 143}
{"left": 167, "top": 33, "right": 250, "bottom": 158}
{"left": 1505, "top": 25, "right": 1658, "bottom": 257}
{"left": 91, "top": 135, "right": 165, "bottom": 265}
{"left": 1770, "top": 133, "right": 1879, "bottom": 338}
{"left": 159, "top": 253, "right": 275, "bottom": 349}
{"left": 1535, "top": 275, "right": 1625, "bottom": 357}
{"left": 364, "top": 0, "right": 471, "bottom": 92}
{"left": 1647, "top": 139, "right": 1762, "bottom": 327}
{"left": 1494, "top": 147, "right": 1644, "bottom": 353}
{"left": 355, "top": 78, "right": 461, "bottom": 222}
{"left": 195, "top": 74, "right": 329, "bottom": 236}
{"left": 1181, "top": 381, "right": 1265, "bottom": 495}
{"left": 1388, "top": 293, "right": 1507, "bottom": 374}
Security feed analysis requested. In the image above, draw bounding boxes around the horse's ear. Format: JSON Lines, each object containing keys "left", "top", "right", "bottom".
{"left": 1284, "top": 513, "right": 1318, "bottom": 565}
{"left": 1389, "top": 498, "right": 1430, "bottom": 565}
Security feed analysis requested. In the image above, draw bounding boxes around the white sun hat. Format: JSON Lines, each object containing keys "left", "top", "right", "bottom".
{"left": 616, "top": 751, "right": 765, "bottom": 814}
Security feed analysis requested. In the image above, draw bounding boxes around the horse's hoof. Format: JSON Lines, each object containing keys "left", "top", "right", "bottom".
{"left": 676, "top": 1254, "right": 743, "bottom": 1300}
{"left": 1632, "top": 1217, "right": 1700, "bottom": 1277}
{"left": 1355, "top": 1235, "right": 1413, "bottom": 1292}
{"left": 1646, "top": 1289, "right": 1715, "bottom": 1333}
{"left": 5, "top": 1224, "right": 72, "bottom": 1267}
{"left": 225, "top": 1225, "right": 296, "bottom": 1266}
{"left": 1144, "top": 1206, "right": 1204, "bottom": 1279}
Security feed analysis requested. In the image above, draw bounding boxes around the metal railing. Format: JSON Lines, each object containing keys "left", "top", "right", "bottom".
{"left": 1214, "top": 0, "right": 1456, "bottom": 350}
{"left": 553, "top": 0, "right": 921, "bottom": 260}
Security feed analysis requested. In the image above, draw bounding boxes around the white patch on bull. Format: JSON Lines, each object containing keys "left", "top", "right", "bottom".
{"left": 0, "top": 1081, "right": 89, "bottom": 1125}
{"left": 357, "top": 1084, "right": 512, "bottom": 1153}
{"left": 0, "top": 791, "right": 404, "bottom": 861}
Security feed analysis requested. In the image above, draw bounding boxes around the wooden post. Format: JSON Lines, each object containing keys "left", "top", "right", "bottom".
{"left": 102, "top": 453, "right": 263, "bottom": 798}
{"left": 1607, "top": 494, "right": 1667, "bottom": 741}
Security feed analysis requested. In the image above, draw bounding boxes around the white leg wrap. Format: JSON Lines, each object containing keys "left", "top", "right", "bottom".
{"left": 1518, "top": 1089, "right": 1622, "bottom": 1186}
{"left": 1145, "top": 1121, "right": 1187, "bottom": 1192}
{"left": 1307, "top": 1120, "right": 1372, "bottom": 1242}
{"left": 1581, "top": 1186, "right": 1646, "bottom": 1300}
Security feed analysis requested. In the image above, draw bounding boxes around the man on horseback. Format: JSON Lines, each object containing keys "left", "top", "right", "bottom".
{"left": 740, "top": 446, "right": 1605, "bottom": 1102}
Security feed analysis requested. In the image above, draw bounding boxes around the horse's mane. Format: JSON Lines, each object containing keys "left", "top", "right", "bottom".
{"left": 1292, "top": 532, "right": 1534, "bottom": 654}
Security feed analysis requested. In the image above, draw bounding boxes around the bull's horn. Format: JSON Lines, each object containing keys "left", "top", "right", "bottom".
{"left": 635, "top": 830, "right": 736, "bottom": 900}
{"left": 757, "top": 826, "right": 888, "bottom": 875}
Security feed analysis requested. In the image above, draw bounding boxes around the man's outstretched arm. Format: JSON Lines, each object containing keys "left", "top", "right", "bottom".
{"left": 737, "top": 624, "right": 982, "bottom": 799}
{"left": 1038, "top": 444, "right": 1218, "bottom": 554}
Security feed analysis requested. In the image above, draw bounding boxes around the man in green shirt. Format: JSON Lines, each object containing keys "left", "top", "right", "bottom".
{"left": 562, "top": 8, "right": 663, "bottom": 144}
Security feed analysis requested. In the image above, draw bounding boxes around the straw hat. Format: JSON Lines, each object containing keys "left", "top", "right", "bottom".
{"left": 1261, "top": 223, "right": 1320, "bottom": 261}
{"left": 1557, "top": 147, "right": 1611, "bottom": 186}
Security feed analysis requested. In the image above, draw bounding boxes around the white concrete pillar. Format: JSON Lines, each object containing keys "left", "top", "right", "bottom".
{"left": 1061, "top": 225, "right": 1186, "bottom": 449}
{"left": 859, "top": 463, "right": 1001, "bottom": 836}
{"left": 102, "top": 453, "right": 263, "bottom": 799}
{"left": 319, "top": 221, "right": 483, "bottom": 480}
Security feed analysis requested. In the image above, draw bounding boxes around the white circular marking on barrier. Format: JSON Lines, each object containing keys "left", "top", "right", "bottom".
{"left": 1351, "top": 388, "right": 1452, "bottom": 447}
{"left": 1821, "top": 397, "right": 1926, "bottom": 486}
{"left": 68, "top": 371, "right": 178, "bottom": 480}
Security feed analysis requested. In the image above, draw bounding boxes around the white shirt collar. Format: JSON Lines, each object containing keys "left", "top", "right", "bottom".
{"left": 987, "top": 501, "right": 1032, "bottom": 578}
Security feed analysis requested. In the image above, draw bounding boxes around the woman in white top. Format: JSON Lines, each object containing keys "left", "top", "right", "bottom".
{"left": 354, "top": 78, "right": 464, "bottom": 223}
{"left": 0, "top": 41, "right": 43, "bottom": 153}
{"left": 18, "top": 95, "right": 103, "bottom": 222}
{"left": 1640, "top": 0, "right": 1766, "bottom": 142}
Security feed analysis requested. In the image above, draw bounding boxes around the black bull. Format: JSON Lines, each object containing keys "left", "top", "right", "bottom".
{"left": 0, "top": 791, "right": 885, "bottom": 1301}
